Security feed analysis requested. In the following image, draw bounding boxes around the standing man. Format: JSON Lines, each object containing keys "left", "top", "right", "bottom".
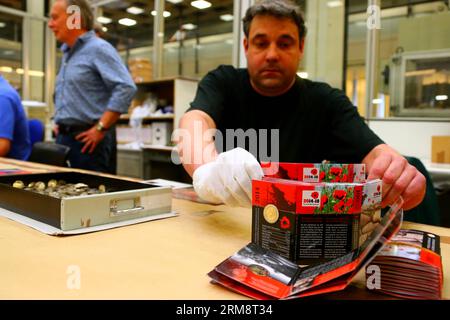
{"left": 179, "top": 0, "right": 426, "bottom": 210}
{"left": 0, "top": 75, "right": 31, "bottom": 161}
{"left": 48, "top": 0, "right": 137, "bottom": 173}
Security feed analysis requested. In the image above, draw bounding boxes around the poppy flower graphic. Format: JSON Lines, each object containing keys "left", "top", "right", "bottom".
{"left": 280, "top": 216, "right": 291, "bottom": 229}
{"left": 232, "top": 266, "right": 249, "bottom": 281}
{"left": 330, "top": 167, "right": 342, "bottom": 176}
{"left": 333, "top": 190, "right": 347, "bottom": 200}
{"left": 311, "top": 168, "right": 318, "bottom": 176}
{"left": 311, "top": 191, "right": 319, "bottom": 199}
{"left": 345, "top": 198, "right": 353, "bottom": 207}
{"left": 333, "top": 201, "right": 346, "bottom": 213}
{"left": 320, "top": 171, "right": 326, "bottom": 180}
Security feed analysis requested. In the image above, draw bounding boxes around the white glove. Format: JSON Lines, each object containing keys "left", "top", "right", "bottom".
{"left": 193, "top": 148, "right": 264, "bottom": 207}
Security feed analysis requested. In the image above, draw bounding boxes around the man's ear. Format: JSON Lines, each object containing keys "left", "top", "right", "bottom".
{"left": 243, "top": 37, "right": 249, "bottom": 55}
{"left": 299, "top": 38, "right": 305, "bottom": 52}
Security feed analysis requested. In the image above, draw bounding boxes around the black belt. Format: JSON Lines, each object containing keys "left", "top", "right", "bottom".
{"left": 58, "top": 123, "right": 93, "bottom": 134}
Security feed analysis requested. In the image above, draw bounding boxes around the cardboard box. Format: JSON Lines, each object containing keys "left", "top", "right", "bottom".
{"left": 129, "top": 67, "right": 152, "bottom": 72}
{"left": 252, "top": 175, "right": 382, "bottom": 265}
{"left": 133, "top": 75, "right": 153, "bottom": 84}
{"left": 131, "top": 68, "right": 153, "bottom": 83}
{"left": 152, "top": 122, "right": 173, "bottom": 146}
{"left": 432, "top": 136, "right": 450, "bottom": 164}
{"left": 129, "top": 61, "right": 152, "bottom": 67}
{"left": 116, "top": 125, "right": 152, "bottom": 144}
{"left": 128, "top": 58, "right": 152, "bottom": 67}
{"left": 128, "top": 58, "right": 153, "bottom": 83}
{"left": 128, "top": 63, "right": 153, "bottom": 71}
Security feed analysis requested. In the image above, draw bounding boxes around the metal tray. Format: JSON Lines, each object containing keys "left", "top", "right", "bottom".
{"left": 0, "top": 172, "right": 172, "bottom": 231}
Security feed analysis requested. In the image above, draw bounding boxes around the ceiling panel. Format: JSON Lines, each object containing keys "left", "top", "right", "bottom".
{"left": 95, "top": 0, "right": 234, "bottom": 48}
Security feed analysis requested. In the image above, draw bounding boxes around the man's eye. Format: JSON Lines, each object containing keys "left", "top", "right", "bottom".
{"left": 255, "top": 42, "right": 268, "bottom": 48}
{"left": 279, "top": 42, "right": 292, "bottom": 49}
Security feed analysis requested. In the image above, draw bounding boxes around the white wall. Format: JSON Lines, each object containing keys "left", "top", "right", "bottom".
{"left": 304, "top": 0, "right": 345, "bottom": 89}
{"left": 368, "top": 120, "right": 450, "bottom": 160}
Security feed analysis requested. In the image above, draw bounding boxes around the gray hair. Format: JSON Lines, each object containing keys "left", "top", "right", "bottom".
{"left": 243, "top": 0, "right": 307, "bottom": 42}
{"left": 64, "top": 0, "right": 94, "bottom": 31}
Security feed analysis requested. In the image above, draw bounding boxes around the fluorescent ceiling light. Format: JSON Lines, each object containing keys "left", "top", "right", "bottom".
{"left": 182, "top": 23, "right": 197, "bottom": 30}
{"left": 220, "top": 14, "right": 234, "bottom": 22}
{"left": 127, "top": 7, "right": 144, "bottom": 15}
{"left": 166, "top": 0, "right": 183, "bottom": 3}
{"left": 102, "top": 27, "right": 108, "bottom": 32}
{"left": 28, "top": 70, "right": 45, "bottom": 77}
{"left": 191, "top": 0, "right": 211, "bottom": 9}
{"left": 97, "top": 16, "right": 112, "bottom": 24}
{"left": 405, "top": 69, "right": 436, "bottom": 77}
{"left": 3, "top": 50, "right": 14, "bottom": 55}
{"left": 15, "top": 68, "right": 44, "bottom": 77}
{"left": 297, "top": 72, "right": 309, "bottom": 79}
{"left": 119, "top": 18, "right": 137, "bottom": 26}
{"left": 0, "top": 22, "right": 5, "bottom": 28}
{"left": 327, "top": 1, "right": 343, "bottom": 8}
{"left": 436, "top": 95, "right": 448, "bottom": 101}
{"left": 151, "top": 10, "right": 172, "bottom": 18}
{"left": 372, "top": 99, "right": 383, "bottom": 105}
{"left": 0, "top": 66, "right": 13, "bottom": 73}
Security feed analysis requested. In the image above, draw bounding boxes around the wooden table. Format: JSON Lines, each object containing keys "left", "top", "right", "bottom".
{"left": 0, "top": 158, "right": 449, "bottom": 300}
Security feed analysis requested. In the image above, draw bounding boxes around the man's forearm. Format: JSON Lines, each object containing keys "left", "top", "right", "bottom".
{"left": 177, "top": 110, "right": 218, "bottom": 177}
{"left": 99, "top": 111, "right": 121, "bottom": 129}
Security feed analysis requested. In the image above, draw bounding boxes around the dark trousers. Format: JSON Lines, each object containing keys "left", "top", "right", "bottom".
{"left": 56, "top": 128, "right": 117, "bottom": 174}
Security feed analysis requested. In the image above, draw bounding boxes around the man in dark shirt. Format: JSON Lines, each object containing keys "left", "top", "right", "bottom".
{"left": 178, "top": 0, "right": 425, "bottom": 210}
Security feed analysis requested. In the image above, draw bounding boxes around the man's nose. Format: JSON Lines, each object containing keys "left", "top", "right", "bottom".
{"left": 265, "top": 43, "right": 280, "bottom": 61}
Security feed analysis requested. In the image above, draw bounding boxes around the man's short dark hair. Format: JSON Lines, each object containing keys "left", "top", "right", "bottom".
{"left": 65, "top": 0, "right": 94, "bottom": 31}
{"left": 243, "top": 0, "right": 307, "bottom": 42}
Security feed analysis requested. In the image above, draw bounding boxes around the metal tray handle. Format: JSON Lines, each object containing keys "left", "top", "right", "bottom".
{"left": 110, "top": 198, "right": 145, "bottom": 217}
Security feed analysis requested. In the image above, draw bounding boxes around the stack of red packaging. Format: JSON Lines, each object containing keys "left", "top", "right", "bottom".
{"left": 366, "top": 229, "right": 443, "bottom": 299}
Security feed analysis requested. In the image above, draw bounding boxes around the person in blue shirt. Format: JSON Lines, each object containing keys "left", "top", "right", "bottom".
{"left": 0, "top": 75, "right": 31, "bottom": 161}
{"left": 48, "top": 0, "right": 137, "bottom": 173}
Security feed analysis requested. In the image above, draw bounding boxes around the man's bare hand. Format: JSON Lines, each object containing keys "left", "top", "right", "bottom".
{"left": 53, "top": 125, "right": 59, "bottom": 137}
{"left": 367, "top": 150, "right": 426, "bottom": 211}
{"left": 76, "top": 128, "right": 105, "bottom": 154}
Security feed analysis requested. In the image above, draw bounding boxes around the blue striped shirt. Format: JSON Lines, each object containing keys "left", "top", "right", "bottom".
{"left": 0, "top": 76, "right": 31, "bottom": 160}
{"left": 54, "top": 31, "right": 137, "bottom": 124}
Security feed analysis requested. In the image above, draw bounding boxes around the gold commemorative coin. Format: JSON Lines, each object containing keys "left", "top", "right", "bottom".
{"left": 263, "top": 204, "right": 279, "bottom": 224}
